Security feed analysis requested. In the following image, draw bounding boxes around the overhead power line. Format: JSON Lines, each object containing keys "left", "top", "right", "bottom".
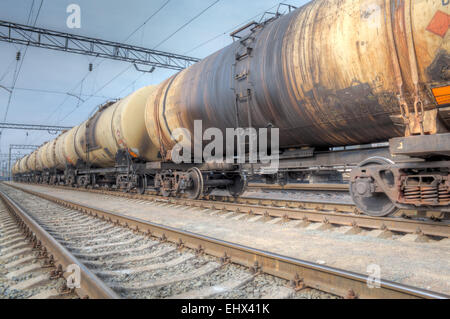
{"left": 0, "top": 0, "right": 44, "bottom": 152}
{"left": 30, "top": 1, "right": 174, "bottom": 140}
{"left": 0, "top": 153, "right": 23, "bottom": 157}
{"left": 106, "top": 1, "right": 174, "bottom": 107}
{"left": 9, "top": 144, "right": 39, "bottom": 150}
{"left": 0, "top": 122, "right": 71, "bottom": 131}
{"left": 78, "top": 0, "right": 222, "bottom": 121}
{"left": 0, "top": 20, "right": 201, "bottom": 71}
{"left": 0, "top": 85, "right": 12, "bottom": 93}
{"left": 124, "top": 0, "right": 172, "bottom": 43}
{"left": 183, "top": 2, "right": 283, "bottom": 55}
{"left": 153, "top": 0, "right": 221, "bottom": 49}
{"left": 0, "top": 86, "right": 114, "bottom": 99}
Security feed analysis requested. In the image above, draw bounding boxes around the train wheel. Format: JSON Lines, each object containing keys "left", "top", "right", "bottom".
{"left": 350, "top": 157, "right": 398, "bottom": 217}
{"left": 185, "top": 168, "right": 204, "bottom": 200}
{"left": 227, "top": 174, "right": 248, "bottom": 198}
{"left": 137, "top": 175, "right": 146, "bottom": 195}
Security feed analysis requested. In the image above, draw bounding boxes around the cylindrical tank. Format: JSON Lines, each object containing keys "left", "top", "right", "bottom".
{"left": 44, "top": 139, "right": 58, "bottom": 169}
{"left": 112, "top": 85, "right": 159, "bottom": 161}
{"left": 20, "top": 158, "right": 25, "bottom": 173}
{"left": 14, "top": 161, "right": 20, "bottom": 174}
{"left": 74, "top": 120, "right": 114, "bottom": 167}
{"left": 39, "top": 140, "right": 56, "bottom": 170}
{"left": 73, "top": 86, "right": 158, "bottom": 167}
{"left": 145, "top": 0, "right": 449, "bottom": 157}
{"left": 37, "top": 143, "right": 48, "bottom": 170}
{"left": 62, "top": 126, "right": 83, "bottom": 167}
{"left": 37, "top": 146, "right": 47, "bottom": 171}
{"left": 40, "top": 143, "right": 48, "bottom": 170}
{"left": 19, "top": 156, "right": 28, "bottom": 173}
{"left": 54, "top": 131, "right": 68, "bottom": 169}
{"left": 15, "top": 159, "right": 20, "bottom": 174}
{"left": 12, "top": 161, "right": 18, "bottom": 175}
{"left": 27, "top": 152, "right": 37, "bottom": 171}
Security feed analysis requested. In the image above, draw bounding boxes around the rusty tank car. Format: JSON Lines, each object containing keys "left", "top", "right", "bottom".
{"left": 13, "top": 0, "right": 450, "bottom": 217}
{"left": 145, "top": 0, "right": 448, "bottom": 152}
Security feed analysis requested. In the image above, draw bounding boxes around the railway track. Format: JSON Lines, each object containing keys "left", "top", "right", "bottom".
{"left": 0, "top": 203, "right": 74, "bottom": 299}
{"left": 0, "top": 184, "right": 328, "bottom": 299}
{"left": 212, "top": 192, "right": 445, "bottom": 221}
{"left": 248, "top": 183, "right": 349, "bottom": 192}
{"left": 0, "top": 183, "right": 332, "bottom": 300}
{"left": 27, "top": 181, "right": 447, "bottom": 221}
{"left": 11, "top": 183, "right": 449, "bottom": 241}
{"left": 0, "top": 193, "right": 116, "bottom": 299}
{"left": 0, "top": 183, "right": 448, "bottom": 299}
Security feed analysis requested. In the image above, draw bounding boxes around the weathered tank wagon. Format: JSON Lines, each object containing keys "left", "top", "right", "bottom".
{"left": 13, "top": 0, "right": 450, "bottom": 217}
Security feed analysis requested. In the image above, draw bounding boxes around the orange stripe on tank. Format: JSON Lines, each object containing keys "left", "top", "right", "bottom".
{"left": 432, "top": 86, "right": 450, "bottom": 105}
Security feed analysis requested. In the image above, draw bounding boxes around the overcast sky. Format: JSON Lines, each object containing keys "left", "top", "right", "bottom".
{"left": 0, "top": 0, "right": 308, "bottom": 165}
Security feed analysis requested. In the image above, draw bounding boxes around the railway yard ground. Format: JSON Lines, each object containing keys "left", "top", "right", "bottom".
{"left": 1, "top": 181, "right": 449, "bottom": 300}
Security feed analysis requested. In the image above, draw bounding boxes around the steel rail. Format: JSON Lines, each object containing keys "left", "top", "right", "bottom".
{"left": 0, "top": 190, "right": 120, "bottom": 299}
{"left": 215, "top": 194, "right": 359, "bottom": 213}
{"left": 36, "top": 182, "right": 441, "bottom": 220}
{"left": 4, "top": 183, "right": 449, "bottom": 299}
{"left": 12, "top": 183, "right": 448, "bottom": 238}
{"left": 210, "top": 196, "right": 445, "bottom": 222}
{"left": 188, "top": 200, "right": 450, "bottom": 238}
{"left": 248, "top": 183, "right": 349, "bottom": 192}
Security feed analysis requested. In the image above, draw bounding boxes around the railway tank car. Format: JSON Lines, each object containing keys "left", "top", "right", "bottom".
{"left": 144, "top": 0, "right": 450, "bottom": 216}
{"left": 13, "top": 0, "right": 450, "bottom": 217}
{"left": 26, "top": 152, "right": 37, "bottom": 178}
{"left": 24, "top": 85, "right": 160, "bottom": 189}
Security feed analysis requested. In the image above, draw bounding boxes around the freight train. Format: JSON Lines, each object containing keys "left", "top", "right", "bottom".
{"left": 12, "top": 0, "right": 450, "bottom": 217}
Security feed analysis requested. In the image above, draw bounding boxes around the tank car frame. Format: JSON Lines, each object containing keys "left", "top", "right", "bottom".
{"left": 15, "top": 148, "right": 248, "bottom": 200}
{"left": 14, "top": 131, "right": 450, "bottom": 218}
